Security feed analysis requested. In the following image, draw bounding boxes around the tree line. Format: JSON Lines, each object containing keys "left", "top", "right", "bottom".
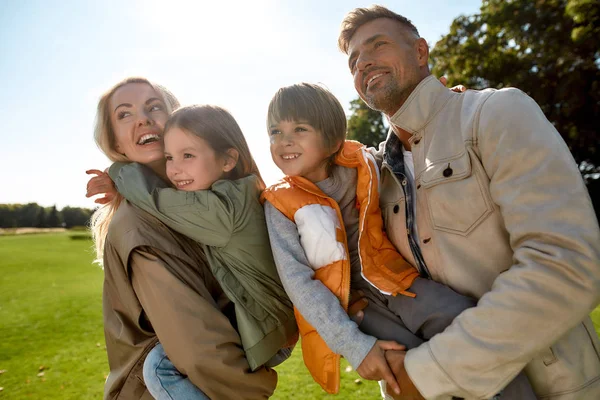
{"left": 0, "top": 203, "right": 94, "bottom": 229}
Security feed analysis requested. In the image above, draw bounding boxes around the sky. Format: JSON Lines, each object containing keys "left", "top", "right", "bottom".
{"left": 0, "top": 0, "right": 482, "bottom": 209}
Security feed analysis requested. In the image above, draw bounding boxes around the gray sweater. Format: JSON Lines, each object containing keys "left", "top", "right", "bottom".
{"left": 263, "top": 166, "right": 377, "bottom": 369}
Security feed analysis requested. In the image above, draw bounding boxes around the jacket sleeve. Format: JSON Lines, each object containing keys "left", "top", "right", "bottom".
{"left": 129, "top": 248, "right": 277, "bottom": 399}
{"left": 404, "top": 88, "right": 600, "bottom": 399}
{"left": 108, "top": 163, "right": 234, "bottom": 247}
{"left": 263, "top": 201, "right": 377, "bottom": 369}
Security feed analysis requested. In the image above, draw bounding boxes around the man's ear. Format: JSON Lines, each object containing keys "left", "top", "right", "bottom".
{"left": 415, "top": 38, "right": 429, "bottom": 67}
{"left": 223, "top": 148, "right": 239, "bottom": 172}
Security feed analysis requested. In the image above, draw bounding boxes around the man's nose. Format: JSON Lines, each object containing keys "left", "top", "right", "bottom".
{"left": 356, "top": 52, "right": 374, "bottom": 72}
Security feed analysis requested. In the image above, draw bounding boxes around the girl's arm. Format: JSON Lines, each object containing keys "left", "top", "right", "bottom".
{"left": 108, "top": 162, "right": 234, "bottom": 247}
{"left": 263, "top": 201, "right": 376, "bottom": 369}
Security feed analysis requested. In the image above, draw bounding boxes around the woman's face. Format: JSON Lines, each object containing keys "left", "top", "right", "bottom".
{"left": 109, "top": 83, "right": 169, "bottom": 164}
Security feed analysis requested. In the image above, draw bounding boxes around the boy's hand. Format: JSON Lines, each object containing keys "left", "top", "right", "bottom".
{"left": 86, "top": 169, "right": 117, "bottom": 205}
{"left": 356, "top": 340, "right": 406, "bottom": 396}
{"left": 384, "top": 350, "right": 425, "bottom": 400}
{"left": 348, "top": 290, "right": 369, "bottom": 325}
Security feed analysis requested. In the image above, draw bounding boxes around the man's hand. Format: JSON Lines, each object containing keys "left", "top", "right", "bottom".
{"left": 86, "top": 169, "right": 117, "bottom": 205}
{"left": 384, "top": 350, "right": 425, "bottom": 400}
{"left": 356, "top": 340, "right": 406, "bottom": 396}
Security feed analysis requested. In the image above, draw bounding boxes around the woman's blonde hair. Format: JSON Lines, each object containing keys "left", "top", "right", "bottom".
{"left": 90, "top": 77, "right": 179, "bottom": 264}
{"left": 164, "top": 105, "right": 265, "bottom": 188}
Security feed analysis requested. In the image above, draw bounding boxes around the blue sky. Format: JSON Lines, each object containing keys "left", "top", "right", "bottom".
{"left": 0, "top": 0, "right": 481, "bottom": 209}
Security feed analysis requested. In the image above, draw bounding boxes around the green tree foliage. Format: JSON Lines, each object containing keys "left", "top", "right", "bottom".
{"left": 61, "top": 206, "right": 94, "bottom": 228}
{"left": 35, "top": 207, "right": 47, "bottom": 228}
{"left": 347, "top": 98, "right": 387, "bottom": 148}
{"left": 47, "top": 205, "right": 62, "bottom": 227}
{"left": 430, "top": 0, "right": 599, "bottom": 171}
{"left": 0, "top": 204, "right": 93, "bottom": 228}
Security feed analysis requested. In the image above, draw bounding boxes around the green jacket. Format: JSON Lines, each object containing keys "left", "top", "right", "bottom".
{"left": 109, "top": 163, "right": 297, "bottom": 370}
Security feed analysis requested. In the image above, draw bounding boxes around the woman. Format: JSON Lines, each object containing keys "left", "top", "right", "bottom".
{"left": 86, "top": 77, "right": 277, "bottom": 400}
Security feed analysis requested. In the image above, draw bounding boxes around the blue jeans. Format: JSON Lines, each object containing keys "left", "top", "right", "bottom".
{"left": 143, "top": 343, "right": 210, "bottom": 400}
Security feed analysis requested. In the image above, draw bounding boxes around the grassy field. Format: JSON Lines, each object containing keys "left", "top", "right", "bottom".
{"left": 0, "top": 233, "right": 599, "bottom": 399}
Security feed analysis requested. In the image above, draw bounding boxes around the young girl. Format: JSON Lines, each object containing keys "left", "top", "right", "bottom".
{"left": 107, "top": 105, "right": 297, "bottom": 399}
{"left": 261, "top": 83, "right": 536, "bottom": 400}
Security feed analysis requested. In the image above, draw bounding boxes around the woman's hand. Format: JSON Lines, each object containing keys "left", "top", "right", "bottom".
{"left": 86, "top": 169, "right": 116, "bottom": 205}
{"left": 438, "top": 76, "right": 466, "bottom": 93}
{"left": 356, "top": 340, "right": 406, "bottom": 396}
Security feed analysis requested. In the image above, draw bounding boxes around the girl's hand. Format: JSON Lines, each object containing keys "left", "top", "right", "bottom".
{"left": 86, "top": 169, "right": 116, "bottom": 205}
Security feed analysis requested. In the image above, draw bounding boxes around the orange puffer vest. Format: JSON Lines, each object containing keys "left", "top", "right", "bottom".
{"left": 261, "top": 141, "right": 418, "bottom": 393}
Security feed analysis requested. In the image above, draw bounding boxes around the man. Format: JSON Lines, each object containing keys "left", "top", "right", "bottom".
{"left": 338, "top": 5, "right": 600, "bottom": 400}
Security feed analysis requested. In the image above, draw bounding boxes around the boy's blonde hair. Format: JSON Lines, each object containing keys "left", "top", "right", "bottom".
{"left": 165, "top": 105, "right": 265, "bottom": 188}
{"left": 90, "top": 77, "right": 180, "bottom": 264}
{"left": 267, "top": 83, "right": 347, "bottom": 154}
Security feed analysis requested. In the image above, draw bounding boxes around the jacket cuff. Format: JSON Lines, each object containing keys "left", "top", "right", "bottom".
{"left": 345, "top": 334, "right": 377, "bottom": 370}
{"left": 108, "top": 162, "right": 127, "bottom": 181}
{"left": 405, "top": 343, "right": 471, "bottom": 399}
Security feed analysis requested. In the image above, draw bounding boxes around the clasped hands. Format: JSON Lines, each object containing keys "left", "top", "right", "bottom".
{"left": 350, "top": 291, "right": 425, "bottom": 400}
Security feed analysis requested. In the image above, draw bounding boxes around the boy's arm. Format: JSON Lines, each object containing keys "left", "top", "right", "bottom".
{"left": 108, "top": 162, "right": 233, "bottom": 247}
{"left": 263, "top": 201, "right": 376, "bottom": 369}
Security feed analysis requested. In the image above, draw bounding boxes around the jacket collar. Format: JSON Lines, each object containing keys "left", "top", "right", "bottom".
{"left": 389, "top": 75, "right": 453, "bottom": 136}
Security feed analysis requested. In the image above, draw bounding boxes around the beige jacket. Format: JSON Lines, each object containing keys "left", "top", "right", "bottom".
{"left": 102, "top": 201, "right": 277, "bottom": 399}
{"left": 379, "top": 75, "right": 600, "bottom": 399}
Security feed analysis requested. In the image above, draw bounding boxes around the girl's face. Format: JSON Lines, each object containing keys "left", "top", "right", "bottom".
{"left": 164, "top": 127, "right": 233, "bottom": 191}
{"left": 109, "top": 83, "right": 169, "bottom": 164}
{"left": 269, "top": 119, "right": 332, "bottom": 183}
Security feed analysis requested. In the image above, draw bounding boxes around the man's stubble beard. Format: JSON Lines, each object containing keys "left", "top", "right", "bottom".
{"left": 364, "top": 79, "right": 417, "bottom": 117}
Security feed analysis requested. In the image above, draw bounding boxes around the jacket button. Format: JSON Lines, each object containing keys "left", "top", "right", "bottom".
{"left": 443, "top": 164, "right": 453, "bottom": 177}
{"left": 393, "top": 205, "right": 400, "bottom": 214}
{"left": 413, "top": 138, "right": 421, "bottom": 145}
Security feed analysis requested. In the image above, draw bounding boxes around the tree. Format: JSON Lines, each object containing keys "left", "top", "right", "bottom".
{"left": 47, "top": 205, "right": 62, "bottom": 228}
{"left": 61, "top": 206, "right": 94, "bottom": 228}
{"left": 347, "top": 98, "right": 387, "bottom": 148}
{"left": 35, "top": 207, "right": 47, "bottom": 228}
{"left": 430, "top": 0, "right": 599, "bottom": 173}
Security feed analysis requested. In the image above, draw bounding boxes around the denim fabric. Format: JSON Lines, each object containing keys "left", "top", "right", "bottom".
{"left": 383, "top": 133, "right": 430, "bottom": 278}
{"left": 143, "top": 343, "right": 210, "bottom": 400}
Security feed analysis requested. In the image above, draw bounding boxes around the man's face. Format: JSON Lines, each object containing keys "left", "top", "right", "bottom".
{"left": 347, "top": 18, "right": 427, "bottom": 116}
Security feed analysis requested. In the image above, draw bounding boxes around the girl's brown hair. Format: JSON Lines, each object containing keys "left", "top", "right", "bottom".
{"left": 165, "top": 105, "right": 265, "bottom": 188}
{"left": 90, "top": 77, "right": 180, "bottom": 264}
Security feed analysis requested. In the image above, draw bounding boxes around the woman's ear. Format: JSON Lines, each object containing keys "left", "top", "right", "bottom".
{"left": 223, "top": 148, "right": 239, "bottom": 172}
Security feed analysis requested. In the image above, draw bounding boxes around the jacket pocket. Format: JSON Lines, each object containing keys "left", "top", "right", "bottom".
{"left": 420, "top": 151, "right": 493, "bottom": 236}
{"left": 525, "top": 319, "right": 600, "bottom": 398}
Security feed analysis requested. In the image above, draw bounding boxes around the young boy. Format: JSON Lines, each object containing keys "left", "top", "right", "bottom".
{"left": 261, "top": 83, "right": 535, "bottom": 400}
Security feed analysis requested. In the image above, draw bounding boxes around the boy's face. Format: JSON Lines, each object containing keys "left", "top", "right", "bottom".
{"left": 269, "top": 120, "right": 333, "bottom": 183}
{"left": 164, "top": 127, "right": 229, "bottom": 191}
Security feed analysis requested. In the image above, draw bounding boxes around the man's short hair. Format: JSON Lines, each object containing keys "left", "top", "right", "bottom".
{"left": 338, "top": 5, "right": 420, "bottom": 54}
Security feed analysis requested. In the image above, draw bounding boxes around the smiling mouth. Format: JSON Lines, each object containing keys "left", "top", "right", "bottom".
{"left": 137, "top": 133, "right": 161, "bottom": 145}
{"left": 174, "top": 179, "right": 194, "bottom": 188}
{"left": 366, "top": 72, "right": 386, "bottom": 89}
{"left": 281, "top": 154, "right": 300, "bottom": 160}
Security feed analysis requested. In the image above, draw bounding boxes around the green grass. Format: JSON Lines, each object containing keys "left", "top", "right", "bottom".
{"left": 0, "top": 233, "right": 599, "bottom": 399}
